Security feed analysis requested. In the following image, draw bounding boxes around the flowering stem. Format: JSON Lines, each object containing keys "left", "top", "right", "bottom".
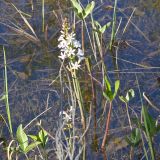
{"left": 71, "top": 68, "right": 86, "bottom": 160}
{"left": 81, "top": 20, "right": 84, "bottom": 53}
{"left": 72, "top": 68, "right": 85, "bottom": 130}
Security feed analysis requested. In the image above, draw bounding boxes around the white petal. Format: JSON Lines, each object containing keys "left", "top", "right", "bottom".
{"left": 73, "top": 40, "right": 81, "bottom": 48}
{"left": 71, "top": 61, "right": 81, "bottom": 70}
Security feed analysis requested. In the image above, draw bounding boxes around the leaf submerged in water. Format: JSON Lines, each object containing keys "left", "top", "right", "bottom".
{"left": 14, "top": 71, "right": 30, "bottom": 80}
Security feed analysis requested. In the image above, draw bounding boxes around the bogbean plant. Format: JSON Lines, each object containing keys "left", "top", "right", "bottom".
{"left": 7, "top": 124, "right": 48, "bottom": 159}
{"left": 1, "top": 47, "right": 49, "bottom": 159}
{"left": 73, "top": 0, "right": 160, "bottom": 158}
{"left": 57, "top": 0, "right": 119, "bottom": 159}
{"left": 120, "top": 89, "right": 160, "bottom": 160}
{"left": 57, "top": 18, "right": 85, "bottom": 131}
{"left": 127, "top": 105, "right": 160, "bottom": 160}
{"left": 101, "top": 76, "right": 120, "bottom": 151}
{"left": 55, "top": 105, "right": 83, "bottom": 160}
{"left": 119, "top": 89, "right": 135, "bottom": 130}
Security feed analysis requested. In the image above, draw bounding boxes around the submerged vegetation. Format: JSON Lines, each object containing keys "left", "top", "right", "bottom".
{"left": 0, "top": 0, "right": 160, "bottom": 159}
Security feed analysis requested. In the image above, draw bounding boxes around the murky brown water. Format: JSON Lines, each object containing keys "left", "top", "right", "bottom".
{"left": 0, "top": 0, "right": 160, "bottom": 159}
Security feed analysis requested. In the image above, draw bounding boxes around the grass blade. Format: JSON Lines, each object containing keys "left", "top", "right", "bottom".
{"left": 3, "top": 47, "right": 13, "bottom": 137}
{"left": 109, "top": 0, "right": 117, "bottom": 49}
{"left": 42, "top": 0, "right": 45, "bottom": 32}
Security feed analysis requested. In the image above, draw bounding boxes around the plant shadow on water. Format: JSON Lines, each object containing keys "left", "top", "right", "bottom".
{"left": 0, "top": 0, "right": 160, "bottom": 159}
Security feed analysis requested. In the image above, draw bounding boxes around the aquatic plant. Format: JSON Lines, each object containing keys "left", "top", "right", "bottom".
{"left": 119, "top": 89, "right": 135, "bottom": 130}
{"left": 1, "top": 0, "right": 160, "bottom": 159}
{"left": 101, "top": 76, "right": 120, "bottom": 151}
{"left": 57, "top": 19, "right": 87, "bottom": 159}
{"left": 58, "top": 19, "right": 84, "bottom": 70}
{"left": 70, "top": 0, "right": 95, "bottom": 20}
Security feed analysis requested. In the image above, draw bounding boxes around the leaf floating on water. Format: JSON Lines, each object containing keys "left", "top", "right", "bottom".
{"left": 106, "top": 137, "right": 129, "bottom": 153}
{"left": 134, "top": 8, "right": 145, "bottom": 17}
{"left": 19, "top": 55, "right": 32, "bottom": 63}
{"left": 14, "top": 71, "right": 30, "bottom": 80}
{"left": 104, "top": 5, "right": 113, "bottom": 11}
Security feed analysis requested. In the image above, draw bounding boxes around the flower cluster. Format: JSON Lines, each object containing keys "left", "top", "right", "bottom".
{"left": 58, "top": 20, "right": 84, "bottom": 70}
{"left": 59, "top": 106, "right": 74, "bottom": 130}
{"left": 59, "top": 106, "right": 73, "bottom": 122}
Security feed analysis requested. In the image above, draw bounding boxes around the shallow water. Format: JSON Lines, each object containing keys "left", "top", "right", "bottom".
{"left": 0, "top": 0, "right": 160, "bottom": 159}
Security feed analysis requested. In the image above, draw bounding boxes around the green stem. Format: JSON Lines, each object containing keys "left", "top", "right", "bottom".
{"left": 71, "top": 68, "right": 86, "bottom": 160}
{"left": 42, "top": 0, "right": 45, "bottom": 32}
{"left": 3, "top": 47, "right": 13, "bottom": 137}
{"left": 109, "top": 0, "right": 117, "bottom": 50}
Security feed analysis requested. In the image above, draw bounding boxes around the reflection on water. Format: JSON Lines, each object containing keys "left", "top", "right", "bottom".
{"left": 0, "top": 0, "right": 160, "bottom": 159}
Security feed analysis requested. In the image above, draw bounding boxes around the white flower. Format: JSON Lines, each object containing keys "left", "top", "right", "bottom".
{"left": 58, "top": 40, "right": 68, "bottom": 49}
{"left": 77, "top": 48, "right": 84, "bottom": 61}
{"left": 73, "top": 40, "right": 81, "bottom": 48}
{"left": 67, "top": 47, "right": 76, "bottom": 57}
{"left": 77, "top": 48, "right": 84, "bottom": 57}
{"left": 70, "top": 61, "right": 81, "bottom": 70}
{"left": 66, "top": 32, "right": 75, "bottom": 45}
{"left": 58, "top": 22, "right": 84, "bottom": 70}
{"left": 58, "top": 34, "right": 65, "bottom": 42}
{"left": 69, "top": 106, "right": 74, "bottom": 112}
{"left": 59, "top": 111, "right": 71, "bottom": 122}
{"left": 58, "top": 52, "right": 67, "bottom": 60}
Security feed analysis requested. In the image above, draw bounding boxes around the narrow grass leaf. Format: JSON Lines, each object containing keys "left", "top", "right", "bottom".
{"left": 3, "top": 47, "right": 13, "bottom": 137}
{"left": 126, "top": 128, "right": 141, "bottom": 147}
{"left": 42, "top": 0, "right": 45, "bottom": 32}
{"left": 11, "top": 3, "right": 38, "bottom": 38}
{"left": 142, "top": 106, "right": 155, "bottom": 160}
{"left": 109, "top": 0, "right": 117, "bottom": 49}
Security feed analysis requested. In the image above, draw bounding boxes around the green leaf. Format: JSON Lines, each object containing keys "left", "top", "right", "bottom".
{"left": 94, "top": 21, "right": 101, "bottom": 29}
{"left": 126, "top": 128, "right": 141, "bottom": 147}
{"left": 103, "top": 92, "right": 110, "bottom": 101}
{"left": 93, "top": 21, "right": 101, "bottom": 33}
{"left": 142, "top": 106, "right": 158, "bottom": 137}
{"left": 103, "top": 77, "right": 120, "bottom": 101}
{"left": 0, "top": 95, "right": 6, "bottom": 101}
{"left": 119, "top": 95, "right": 127, "bottom": 103}
{"left": 24, "top": 141, "right": 41, "bottom": 153}
{"left": 142, "top": 106, "right": 155, "bottom": 159}
{"left": 99, "top": 22, "right": 112, "bottom": 33}
{"left": 104, "top": 76, "right": 111, "bottom": 92}
{"left": 28, "top": 135, "right": 38, "bottom": 141}
{"left": 112, "top": 80, "right": 120, "bottom": 99}
{"left": 119, "top": 89, "right": 134, "bottom": 103}
{"left": 126, "top": 89, "right": 135, "bottom": 102}
{"left": 16, "top": 124, "right": 28, "bottom": 152}
{"left": 70, "top": 0, "right": 83, "bottom": 17}
{"left": 38, "top": 129, "right": 48, "bottom": 148}
{"left": 83, "top": 1, "right": 95, "bottom": 19}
